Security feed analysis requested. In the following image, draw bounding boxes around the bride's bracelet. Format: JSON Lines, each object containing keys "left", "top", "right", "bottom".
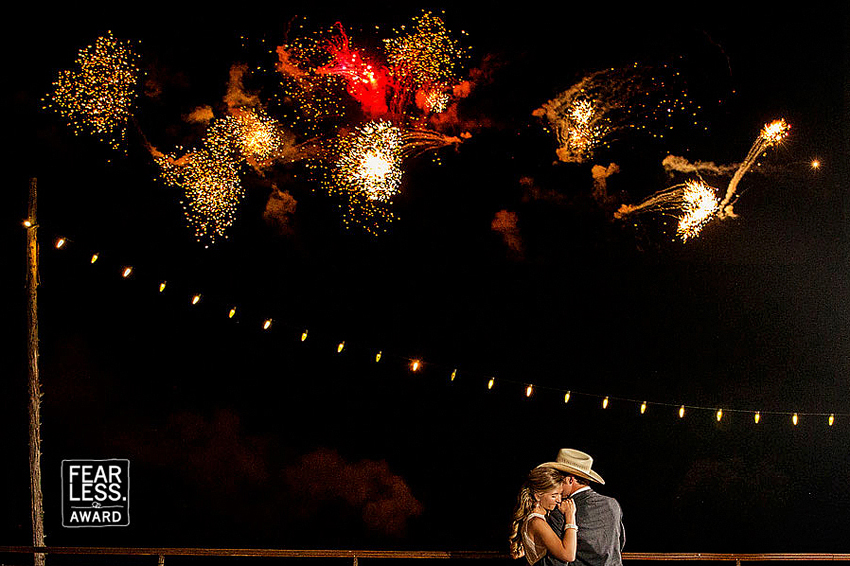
{"left": 564, "top": 523, "right": 578, "bottom": 531}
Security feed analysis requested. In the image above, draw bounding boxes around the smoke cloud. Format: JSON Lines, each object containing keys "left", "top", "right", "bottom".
{"left": 281, "top": 447, "right": 423, "bottom": 537}
{"left": 263, "top": 186, "right": 298, "bottom": 236}
{"left": 662, "top": 154, "right": 738, "bottom": 176}
{"left": 591, "top": 162, "right": 620, "bottom": 206}
{"left": 184, "top": 105, "right": 215, "bottom": 124}
{"left": 225, "top": 63, "right": 260, "bottom": 110}
{"left": 491, "top": 209, "right": 524, "bottom": 259}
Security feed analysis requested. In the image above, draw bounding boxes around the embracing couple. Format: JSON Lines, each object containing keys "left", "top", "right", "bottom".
{"left": 509, "top": 449, "right": 625, "bottom": 566}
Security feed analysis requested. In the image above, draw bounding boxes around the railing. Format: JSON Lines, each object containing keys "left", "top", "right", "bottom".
{"left": 3, "top": 547, "right": 850, "bottom": 566}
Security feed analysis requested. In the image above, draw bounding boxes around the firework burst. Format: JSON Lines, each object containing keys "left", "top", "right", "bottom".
{"left": 534, "top": 65, "right": 699, "bottom": 163}
{"left": 384, "top": 10, "right": 467, "bottom": 117}
{"left": 333, "top": 120, "right": 403, "bottom": 202}
{"left": 323, "top": 120, "right": 403, "bottom": 235}
{"left": 154, "top": 113, "right": 258, "bottom": 244}
{"left": 44, "top": 32, "right": 142, "bottom": 151}
{"left": 615, "top": 180, "right": 720, "bottom": 242}
{"left": 384, "top": 11, "right": 465, "bottom": 89}
{"left": 155, "top": 147, "right": 244, "bottom": 245}
{"left": 225, "top": 107, "right": 291, "bottom": 166}
{"left": 316, "top": 23, "right": 391, "bottom": 118}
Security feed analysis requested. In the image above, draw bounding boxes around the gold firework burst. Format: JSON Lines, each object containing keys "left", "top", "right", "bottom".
{"left": 44, "top": 32, "right": 141, "bottom": 151}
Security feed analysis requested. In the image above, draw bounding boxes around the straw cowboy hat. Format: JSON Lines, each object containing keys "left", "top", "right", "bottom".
{"left": 537, "top": 448, "right": 605, "bottom": 485}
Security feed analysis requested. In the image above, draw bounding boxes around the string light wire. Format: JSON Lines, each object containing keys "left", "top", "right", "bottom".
{"left": 41, "top": 226, "right": 846, "bottom": 427}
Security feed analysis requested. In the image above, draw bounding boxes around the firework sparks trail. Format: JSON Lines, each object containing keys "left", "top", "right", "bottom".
{"left": 44, "top": 32, "right": 141, "bottom": 151}
{"left": 400, "top": 128, "right": 463, "bottom": 158}
{"left": 717, "top": 118, "right": 790, "bottom": 218}
{"left": 615, "top": 180, "right": 720, "bottom": 242}
{"left": 534, "top": 65, "right": 698, "bottom": 163}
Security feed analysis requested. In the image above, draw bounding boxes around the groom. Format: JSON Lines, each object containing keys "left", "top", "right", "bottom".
{"left": 538, "top": 449, "right": 625, "bottom": 566}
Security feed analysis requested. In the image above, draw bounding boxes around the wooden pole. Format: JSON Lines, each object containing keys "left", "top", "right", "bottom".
{"left": 26, "top": 177, "right": 46, "bottom": 566}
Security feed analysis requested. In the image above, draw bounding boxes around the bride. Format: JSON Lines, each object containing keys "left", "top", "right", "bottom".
{"left": 509, "top": 467, "right": 577, "bottom": 564}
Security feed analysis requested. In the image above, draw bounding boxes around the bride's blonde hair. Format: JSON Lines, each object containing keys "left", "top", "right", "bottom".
{"left": 508, "top": 467, "right": 565, "bottom": 559}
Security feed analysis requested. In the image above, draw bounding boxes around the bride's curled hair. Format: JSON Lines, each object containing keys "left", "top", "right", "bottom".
{"left": 508, "top": 467, "right": 565, "bottom": 559}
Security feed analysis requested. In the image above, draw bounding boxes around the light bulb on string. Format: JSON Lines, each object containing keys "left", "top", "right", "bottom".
{"left": 90, "top": 253, "right": 99, "bottom": 263}
{"left": 191, "top": 294, "right": 201, "bottom": 305}
{"left": 337, "top": 341, "right": 345, "bottom": 353}
{"left": 228, "top": 307, "right": 236, "bottom": 319}
{"left": 829, "top": 414, "right": 835, "bottom": 426}
{"left": 602, "top": 396, "right": 609, "bottom": 409}
{"left": 55, "top": 237, "right": 67, "bottom": 249}
{"left": 23, "top": 219, "right": 33, "bottom": 228}
{"left": 375, "top": 351, "right": 382, "bottom": 363}
{"left": 716, "top": 409, "right": 723, "bottom": 422}
{"left": 564, "top": 391, "right": 571, "bottom": 404}
{"left": 301, "top": 330, "right": 308, "bottom": 342}
{"left": 792, "top": 413, "right": 798, "bottom": 426}
{"left": 487, "top": 377, "right": 495, "bottom": 390}
{"left": 263, "top": 319, "right": 272, "bottom": 330}
{"left": 450, "top": 369, "right": 457, "bottom": 381}
{"left": 754, "top": 411, "right": 761, "bottom": 424}
{"left": 640, "top": 401, "right": 647, "bottom": 414}
{"left": 159, "top": 281, "right": 166, "bottom": 292}
{"left": 122, "top": 266, "right": 133, "bottom": 278}
{"left": 679, "top": 405, "right": 685, "bottom": 418}
{"left": 410, "top": 359, "right": 421, "bottom": 372}
{"left": 526, "top": 385, "right": 534, "bottom": 398}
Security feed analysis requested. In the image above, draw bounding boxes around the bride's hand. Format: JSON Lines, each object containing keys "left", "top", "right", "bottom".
{"left": 559, "top": 498, "right": 576, "bottom": 521}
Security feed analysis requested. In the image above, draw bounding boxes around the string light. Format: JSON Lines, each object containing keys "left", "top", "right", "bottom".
{"left": 38, "top": 230, "right": 850, "bottom": 431}
{"left": 811, "top": 159, "right": 821, "bottom": 169}
{"left": 23, "top": 219, "right": 33, "bottom": 228}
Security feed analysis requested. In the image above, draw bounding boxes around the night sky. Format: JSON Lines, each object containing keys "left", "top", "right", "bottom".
{"left": 4, "top": 1, "right": 850, "bottom": 557}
